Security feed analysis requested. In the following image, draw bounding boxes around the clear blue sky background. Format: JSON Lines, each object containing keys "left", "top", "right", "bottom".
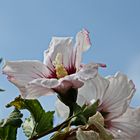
{"left": 0, "top": 0, "right": 140, "bottom": 139}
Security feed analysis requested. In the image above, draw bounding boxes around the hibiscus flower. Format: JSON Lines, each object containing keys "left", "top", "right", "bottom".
{"left": 56, "top": 72, "right": 140, "bottom": 139}
{"left": 2, "top": 29, "right": 99, "bottom": 99}
{"left": 78, "top": 72, "right": 140, "bottom": 139}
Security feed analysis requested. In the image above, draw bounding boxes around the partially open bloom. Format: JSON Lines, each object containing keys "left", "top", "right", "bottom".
{"left": 3, "top": 29, "right": 99, "bottom": 99}
{"left": 56, "top": 72, "right": 140, "bottom": 139}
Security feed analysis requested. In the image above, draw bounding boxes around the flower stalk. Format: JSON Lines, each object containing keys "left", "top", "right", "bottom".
{"left": 29, "top": 111, "right": 81, "bottom": 140}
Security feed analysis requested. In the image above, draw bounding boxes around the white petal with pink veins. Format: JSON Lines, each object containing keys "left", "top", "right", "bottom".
{"left": 26, "top": 74, "right": 84, "bottom": 97}
{"left": 28, "top": 78, "right": 59, "bottom": 88}
{"left": 55, "top": 76, "right": 83, "bottom": 94}
{"left": 110, "top": 107, "right": 140, "bottom": 140}
{"left": 59, "top": 75, "right": 84, "bottom": 88}
{"left": 25, "top": 78, "right": 59, "bottom": 98}
{"left": 2, "top": 60, "right": 49, "bottom": 87}
{"left": 44, "top": 37, "right": 73, "bottom": 69}
{"left": 77, "top": 73, "right": 109, "bottom": 106}
{"left": 25, "top": 83, "right": 55, "bottom": 99}
{"left": 102, "top": 72, "right": 135, "bottom": 120}
{"left": 74, "top": 29, "right": 91, "bottom": 70}
{"left": 76, "top": 63, "right": 98, "bottom": 81}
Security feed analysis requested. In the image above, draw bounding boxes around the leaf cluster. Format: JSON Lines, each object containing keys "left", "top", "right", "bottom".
{"left": 6, "top": 96, "right": 54, "bottom": 139}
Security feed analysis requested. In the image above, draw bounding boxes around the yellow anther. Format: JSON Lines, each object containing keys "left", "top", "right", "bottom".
{"left": 53, "top": 53, "right": 68, "bottom": 79}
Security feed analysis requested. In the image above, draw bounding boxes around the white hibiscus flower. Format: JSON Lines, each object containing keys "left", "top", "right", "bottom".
{"left": 2, "top": 29, "right": 99, "bottom": 99}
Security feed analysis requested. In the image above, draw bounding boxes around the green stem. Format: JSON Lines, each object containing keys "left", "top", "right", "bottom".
{"left": 29, "top": 121, "right": 67, "bottom": 140}
{"left": 29, "top": 112, "right": 81, "bottom": 140}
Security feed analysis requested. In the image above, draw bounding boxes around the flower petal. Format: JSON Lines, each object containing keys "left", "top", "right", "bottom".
{"left": 78, "top": 72, "right": 135, "bottom": 121}
{"left": 60, "top": 74, "right": 84, "bottom": 88}
{"left": 77, "top": 73, "right": 109, "bottom": 106}
{"left": 25, "top": 84, "right": 55, "bottom": 99}
{"left": 28, "top": 75, "right": 84, "bottom": 96}
{"left": 74, "top": 29, "right": 91, "bottom": 70}
{"left": 76, "top": 63, "right": 98, "bottom": 81}
{"left": 43, "top": 37, "right": 73, "bottom": 69}
{"left": 102, "top": 72, "right": 136, "bottom": 120}
{"left": 55, "top": 99, "right": 69, "bottom": 119}
{"left": 25, "top": 78, "right": 58, "bottom": 98}
{"left": 2, "top": 60, "right": 49, "bottom": 88}
{"left": 110, "top": 107, "right": 140, "bottom": 139}
{"left": 55, "top": 76, "right": 84, "bottom": 94}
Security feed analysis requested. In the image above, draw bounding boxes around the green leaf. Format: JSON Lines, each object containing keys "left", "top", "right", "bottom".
{"left": 82, "top": 99, "right": 99, "bottom": 119}
{"left": 6, "top": 96, "right": 44, "bottom": 122}
{"left": 70, "top": 103, "right": 86, "bottom": 125}
{"left": 36, "top": 111, "right": 54, "bottom": 133}
{"left": 71, "top": 100, "right": 99, "bottom": 126}
{"left": 72, "top": 115, "right": 87, "bottom": 126}
{"left": 6, "top": 96, "right": 54, "bottom": 138}
{"left": 1, "top": 109, "right": 23, "bottom": 128}
{"left": 0, "top": 125, "right": 17, "bottom": 140}
{"left": 0, "top": 109, "right": 23, "bottom": 140}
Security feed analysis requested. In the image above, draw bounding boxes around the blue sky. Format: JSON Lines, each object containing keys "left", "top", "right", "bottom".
{"left": 0, "top": 0, "right": 140, "bottom": 139}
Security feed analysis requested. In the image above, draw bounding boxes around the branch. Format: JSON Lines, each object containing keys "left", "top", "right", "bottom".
{"left": 29, "top": 112, "right": 81, "bottom": 140}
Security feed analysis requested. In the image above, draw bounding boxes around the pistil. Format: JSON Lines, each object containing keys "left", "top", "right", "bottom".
{"left": 53, "top": 53, "right": 68, "bottom": 79}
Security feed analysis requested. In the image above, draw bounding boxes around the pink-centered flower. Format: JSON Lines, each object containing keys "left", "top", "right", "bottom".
{"left": 56, "top": 72, "right": 140, "bottom": 139}
{"left": 77, "top": 72, "right": 140, "bottom": 139}
{"left": 3, "top": 29, "right": 99, "bottom": 99}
